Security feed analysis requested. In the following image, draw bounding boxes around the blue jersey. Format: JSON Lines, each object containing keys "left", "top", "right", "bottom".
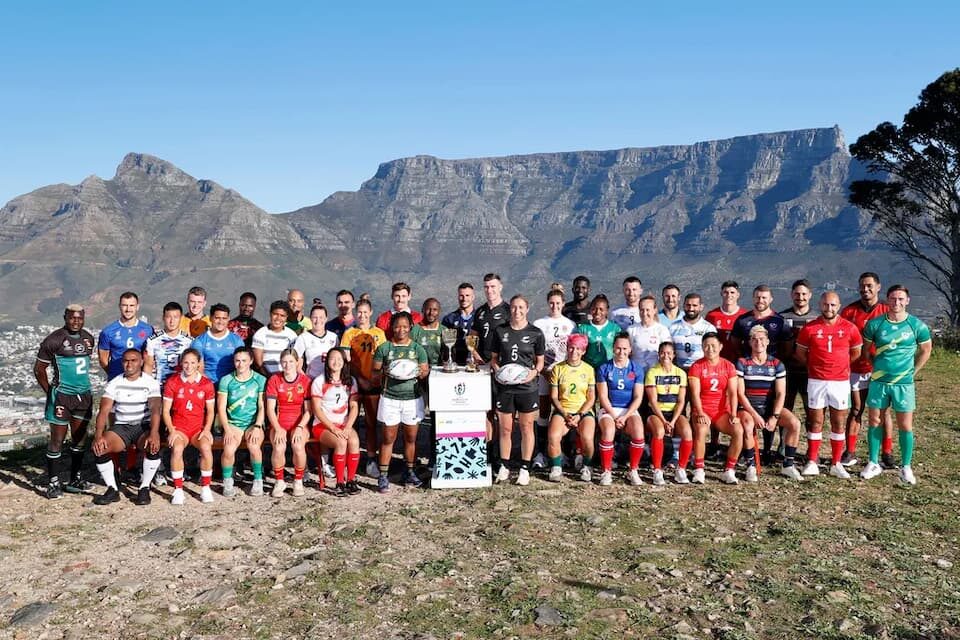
{"left": 597, "top": 360, "right": 643, "bottom": 408}
{"left": 98, "top": 319, "right": 153, "bottom": 380}
{"left": 191, "top": 330, "right": 244, "bottom": 384}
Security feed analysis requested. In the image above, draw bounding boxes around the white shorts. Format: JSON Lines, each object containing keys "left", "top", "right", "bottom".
{"left": 599, "top": 406, "right": 639, "bottom": 421}
{"left": 807, "top": 379, "right": 850, "bottom": 410}
{"left": 377, "top": 396, "right": 425, "bottom": 426}
{"left": 850, "top": 372, "right": 872, "bottom": 392}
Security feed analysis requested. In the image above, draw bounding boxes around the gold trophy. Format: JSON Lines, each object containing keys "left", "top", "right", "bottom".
{"left": 441, "top": 328, "right": 459, "bottom": 372}
{"left": 465, "top": 335, "right": 480, "bottom": 372}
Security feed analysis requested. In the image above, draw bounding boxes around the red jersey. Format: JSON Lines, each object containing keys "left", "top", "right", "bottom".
{"left": 163, "top": 373, "right": 215, "bottom": 436}
{"left": 688, "top": 357, "right": 737, "bottom": 419}
{"left": 840, "top": 300, "right": 888, "bottom": 374}
{"left": 705, "top": 307, "right": 742, "bottom": 362}
{"left": 375, "top": 309, "right": 423, "bottom": 341}
{"left": 796, "top": 317, "right": 862, "bottom": 381}
{"left": 266, "top": 372, "right": 311, "bottom": 430}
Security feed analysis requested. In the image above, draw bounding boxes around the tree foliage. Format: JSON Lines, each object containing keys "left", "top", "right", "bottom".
{"left": 849, "top": 68, "right": 960, "bottom": 325}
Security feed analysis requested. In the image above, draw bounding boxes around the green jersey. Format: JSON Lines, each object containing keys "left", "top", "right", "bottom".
{"left": 374, "top": 341, "right": 428, "bottom": 400}
{"left": 576, "top": 321, "right": 620, "bottom": 370}
{"left": 217, "top": 371, "right": 266, "bottom": 428}
{"left": 36, "top": 328, "right": 96, "bottom": 394}
{"left": 862, "top": 314, "right": 931, "bottom": 384}
{"left": 410, "top": 324, "right": 443, "bottom": 366}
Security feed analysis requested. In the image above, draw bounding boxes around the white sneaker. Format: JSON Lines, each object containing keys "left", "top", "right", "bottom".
{"left": 271, "top": 479, "right": 287, "bottom": 497}
{"left": 366, "top": 461, "right": 380, "bottom": 479}
{"left": 222, "top": 479, "right": 236, "bottom": 498}
{"left": 829, "top": 464, "right": 851, "bottom": 479}
{"left": 250, "top": 479, "right": 264, "bottom": 496}
{"left": 292, "top": 479, "right": 305, "bottom": 496}
{"left": 152, "top": 472, "right": 167, "bottom": 487}
{"left": 495, "top": 464, "right": 511, "bottom": 484}
{"left": 899, "top": 465, "right": 917, "bottom": 485}
{"left": 745, "top": 466, "right": 758, "bottom": 483}
{"left": 322, "top": 462, "right": 336, "bottom": 479}
{"left": 652, "top": 469, "right": 666, "bottom": 486}
{"left": 627, "top": 468, "right": 643, "bottom": 486}
{"left": 532, "top": 453, "right": 547, "bottom": 469}
{"left": 548, "top": 466, "right": 563, "bottom": 482}
{"left": 675, "top": 468, "right": 690, "bottom": 484}
{"left": 574, "top": 454, "right": 584, "bottom": 471}
{"left": 719, "top": 469, "right": 739, "bottom": 485}
{"left": 860, "top": 461, "right": 883, "bottom": 480}
{"left": 599, "top": 471, "right": 612, "bottom": 486}
{"left": 801, "top": 461, "right": 820, "bottom": 476}
{"left": 200, "top": 486, "right": 214, "bottom": 503}
{"left": 516, "top": 468, "right": 530, "bottom": 486}
{"left": 580, "top": 466, "right": 592, "bottom": 483}
{"left": 171, "top": 487, "right": 185, "bottom": 505}
{"left": 780, "top": 465, "right": 803, "bottom": 481}
{"left": 691, "top": 468, "right": 705, "bottom": 484}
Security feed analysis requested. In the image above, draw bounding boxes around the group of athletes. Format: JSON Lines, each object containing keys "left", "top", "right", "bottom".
{"left": 33, "top": 270, "right": 932, "bottom": 505}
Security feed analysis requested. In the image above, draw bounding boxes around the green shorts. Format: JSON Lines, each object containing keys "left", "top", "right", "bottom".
{"left": 44, "top": 388, "right": 93, "bottom": 426}
{"left": 866, "top": 381, "right": 915, "bottom": 413}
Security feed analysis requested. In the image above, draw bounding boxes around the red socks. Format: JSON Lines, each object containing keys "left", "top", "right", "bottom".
{"left": 629, "top": 438, "right": 644, "bottom": 469}
{"left": 200, "top": 469, "right": 212, "bottom": 487}
{"left": 679, "top": 440, "right": 693, "bottom": 468}
{"left": 346, "top": 453, "right": 360, "bottom": 482}
{"left": 847, "top": 433, "right": 859, "bottom": 458}
{"left": 294, "top": 467, "right": 305, "bottom": 480}
{"left": 274, "top": 467, "right": 285, "bottom": 481}
{"left": 333, "top": 453, "right": 347, "bottom": 483}
{"left": 650, "top": 437, "right": 664, "bottom": 471}
{"left": 599, "top": 440, "right": 614, "bottom": 472}
{"left": 882, "top": 436, "right": 893, "bottom": 455}
{"left": 807, "top": 431, "right": 822, "bottom": 463}
{"left": 830, "top": 432, "right": 845, "bottom": 465}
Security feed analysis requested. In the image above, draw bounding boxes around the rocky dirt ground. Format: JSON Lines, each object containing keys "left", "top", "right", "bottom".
{"left": 0, "top": 351, "right": 958, "bottom": 640}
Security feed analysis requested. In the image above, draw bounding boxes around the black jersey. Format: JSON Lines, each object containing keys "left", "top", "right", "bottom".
{"left": 473, "top": 301, "right": 510, "bottom": 361}
{"left": 493, "top": 323, "right": 546, "bottom": 394}
{"left": 562, "top": 301, "right": 591, "bottom": 326}
{"left": 779, "top": 307, "right": 815, "bottom": 374}
{"left": 36, "top": 328, "right": 96, "bottom": 394}
{"left": 731, "top": 311, "right": 788, "bottom": 358}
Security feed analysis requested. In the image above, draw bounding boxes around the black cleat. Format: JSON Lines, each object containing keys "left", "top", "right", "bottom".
{"left": 840, "top": 451, "right": 858, "bottom": 467}
{"left": 92, "top": 487, "right": 121, "bottom": 505}
{"left": 345, "top": 480, "right": 361, "bottom": 495}
{"left": 64, "top": 475, "right": 92, "bottom": 494}
{"left": 880, "top": 453, "right": 898, "bottom": 469}
{"left": 46, "top": 479, "right": 63, "bottom": 500}
{"left": 134, "top": 487, "right": 151, "bottom": 506}
{"left": 334, "top": 482, "right": 348, "bottom": 496}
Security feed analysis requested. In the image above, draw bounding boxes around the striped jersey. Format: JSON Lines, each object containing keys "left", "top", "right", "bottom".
{"left": 103, "top": 373, "right": 160, "bottom": 426}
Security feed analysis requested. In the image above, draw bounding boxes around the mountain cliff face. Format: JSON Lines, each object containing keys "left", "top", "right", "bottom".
{"left": 0, "top": 128, "right": 891, "bottom": 324}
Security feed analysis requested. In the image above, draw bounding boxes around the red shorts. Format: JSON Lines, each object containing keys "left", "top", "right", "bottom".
{"left": 704, "top": 410, "right": 731, "bottom": 427}
{"left": 311, "top": 423, "right": 345, "bottom": 439}
{"left": 171, "top": 425, "right": 202, "bottom": 441}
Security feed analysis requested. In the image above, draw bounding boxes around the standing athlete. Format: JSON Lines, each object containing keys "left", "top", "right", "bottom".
{"left": 627, "top": 296, "right": 672, "bottom": 374}
{"left": 705, "top": 281, "right": 743, "bottom": 363}
{"left": 286, "top": 289, "right": 313, "bottom": 335}
{"left": 776, "top": 279, "right": 816, "bottom": 463}
{"left": 252, "top": 301, "right": 298, "bottom": 376}
{"left": 730, "top": 285, "right": 788, "bottom": 359}
{"left": 98, "top": 291, "right": 152, "bottom": 380}
{"left": 192, "top": 303, "right": 245, "bottom": 386}
{"left": 611, "top": 276, "right": 644, "bottom": 330}
{"left": 376, "top": 282, "right": 423, "bottom": 340}
{"left": 441, "top": 282, "right": 476, "bottom": 366}
{"left": 534, "top": 289, "right": 576, "bottom": 464}
{"left": 179, "top": 286, "right": 210, "bottom": 338}
{"left": 325, "top": 290, "right": 356, "bottom": 340}
{"left": 228, "top": 292, "right": 264, "bottom": 347}
{"left": 144, "top": 302, "right": 193, "bottom": 387}
{"left": 562, "top": 275, "right": 592, "bottom": 325}
{"left": 658, "top": 284, "right": 682, "bottom": 326}
{"left": 34, "top": 305, "right": 97, "bottom": 498}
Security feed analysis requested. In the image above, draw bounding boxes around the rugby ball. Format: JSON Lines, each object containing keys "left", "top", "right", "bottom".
{"left": 496, "top": 363, "right": 530, "bottom": 386}
{"left": 386, "top": 359, "right": 419, "bottom": 381}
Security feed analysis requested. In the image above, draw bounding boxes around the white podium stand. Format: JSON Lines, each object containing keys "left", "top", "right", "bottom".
{"left": 428, "top": 366, "right": 492, "bottom": 488}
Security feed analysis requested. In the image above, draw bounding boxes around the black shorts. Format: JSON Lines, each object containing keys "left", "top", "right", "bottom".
{"left": 45, "top": 389, "right": 93, "bottom": 426}
{"left": 785, "top": 370, "right": 808, "bottom": 402}
{"left": 110, "top": 423, "right": 147, "bottom": 448}
{"left": 496, "top": 388, "right": 539, "bottom": 414}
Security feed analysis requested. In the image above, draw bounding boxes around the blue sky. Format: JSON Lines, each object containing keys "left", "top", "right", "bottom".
{"left": 2, "top": 2, "right": 957, "bottom": 212}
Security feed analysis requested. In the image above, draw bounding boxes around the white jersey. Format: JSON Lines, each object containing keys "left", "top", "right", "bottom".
{"left": 310, "top": 377, "right": 357, "bottom": 425}
{"left": 627, "top": 322, "right": 672, "bottom": 373}
{"left": 252, "top": 326, "right": 298, "bottom": 375}
{"left": 145, "top": 331, "right": 193, "bottom": 386}
{"left": 293, "top": 330, "right": 339, "bottom": 379}
{"left": 533, "top": 315, "right": 576, "bottom": 370}
{"left": 103, "top": 373, "right": 161, "bottom": 426}
{"left": 669, "top": 317, "right": 718, "bottom": 369}
{"left": 611, "top": 306, "right": 641, "bottom": 330}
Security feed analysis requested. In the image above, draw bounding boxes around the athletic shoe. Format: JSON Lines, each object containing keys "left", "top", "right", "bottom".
{"left": 171, "top": 488, "right": 185, "bottom": 505}
{"left": 674, "top": 468, "right": 690, "bottom": 485}
{"left": 200, "top": 486, "right": 214, "bottom": 503}
{"left": 134, "top": 487, "right": 151, "bottom": 505}
{"left": 495, "top": 465, "right": 510, "bottom": 484}
{"left": 516, "top": 468, "right": 530, "bottom": 486}
{"left": 627, "top": 469, "right": 643, "bottom": 486}
{"left": 761, "top": 451, "right": 775, "bottom": 467}
{"left": 580, "top": 467, "right": 592, "bottom": 483}
{"left": 840, "top": 451, "right": 858, "bottom": 467}
{"left": 93, "top": 487, "right": 121, "bottom": 505}
{"left": 829, "top": 464, "right": 851, "bottom": 479}
{"left": 334, "top": 483, "right": 347, "bottom": 496}
{"left": 152, "top": 471, "right": 168, "bottom": 487}
{"left": 574, "top": 454, "right": 584, "bottom": 471}
{"left": 345, "top": 480, "right": 361, "bottom": 495}
{"left": 292, "top": 479, "right": 305, "bottom": 496}
{"left": 801, "top": 461, "right": 820, "bottom": 476}
{"left": 860, "top": 461, "right": 883, "bottom": 480}
{"left": 532, "top": 453, "right": 547, "bottom": 469}
{"left": 780, "top": 465, "right": 802, "bottom": 481}
{"left": 271, "top": 480, "right": 287, "bottom": 498}
{"left": 250, "top": 479, "right": 264, "bottom": 496}
{"left": 46, "top": 478, "right": 63, "bottom": 500}
{"left": 222, "top": 479, "right": 236, "bottom": 498}
{"left": 366, "top": 461, "right": 381, "bottom": 479}
{"left": 899, "top": 466, "right": 916, "bottom": 485}
{"left": 881, "top": 453, "right": 897, "bottom": 469}
{"left": 719, "top": 469, "right": 739, "bottom": 485}
{"left": 377, "top": 475, "right": 390, "bottom": 493}
{"left": 64, "top": 475, "right": 91, "bottom": 494}
{"left": 652, "top": 470, "right": 666, "bottom": 486}
{"left": 322, "top": 462, "right": 336, "bottom": 479}
{"left": 599, "top": 471, "right": 612, "bottom": 486}
{"left": 691, "top": 468, "right": 706, "bottom": 484}
{"left": 745, "top": 466, "right": 758, "bottom": 483}
{"left": 404, "top": 470, "right": 422, "bottom": 488}
{"left": 548, "top": 466, "right": 563, "bottom": 482}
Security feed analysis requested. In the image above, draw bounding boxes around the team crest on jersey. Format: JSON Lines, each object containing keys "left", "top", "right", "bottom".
{"left": 61, "top": 340, "right": 73, "bottom": 352}
{"left": 627, "top": 372, "right": 636, "bottom": 379}
{"left": 297, "top": 385, "right": 304, "bottom": 394}
{"left": 75, "top": 343, "right": 86, "bottom": 354}
{"left": 816, "top": 329, "right": 824, "bottom": 338}
{"left": 197, "top": 391, "right": 205, "bottom": 399}
{"left": 521, "top": 336, "right": 531, "bottom": 343}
